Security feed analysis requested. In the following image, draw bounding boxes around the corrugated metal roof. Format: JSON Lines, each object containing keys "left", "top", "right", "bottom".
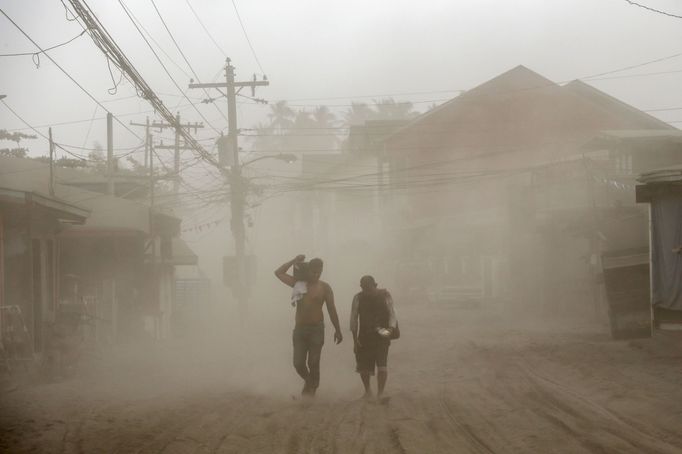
{"left": 638, "top": 165, "right": 682, "bottom": 184}
{"left": 0, "top": 156, "right": 179, "bottom": 233}
{"left": 0, "top": 186, "right": 89, "bottom": 221}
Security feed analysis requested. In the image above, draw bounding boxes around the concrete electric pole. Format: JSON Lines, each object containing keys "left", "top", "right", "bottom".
{"left": 131, "top": 116, "right": 204, "bottom": 195}
{"left": 189, "top": 58, "right": 269, "bottom": 316}
{"left": 107, "top": 112, "right": 114, "bottom": 195}
{"left": 48, "top": 127, "right": 55, "bottom": 197}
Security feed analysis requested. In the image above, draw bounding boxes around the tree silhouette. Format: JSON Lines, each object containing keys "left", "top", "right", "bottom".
{"left": 343, "top": 102, "right": 374, "bottom": 126}
{"left": 268, "top": 101, "right": 295, "bottom": 129}
{"left": 0, "top": 129, "right": 37, "bottom": 158}
{"left": 248, "top": 98, "right": 418, "bottom": 154}
{"left": 342, "top": 98, "right": 418, "bottom": 127}
{"left": 370, "top": 98, "right": 418, "bottom": 121}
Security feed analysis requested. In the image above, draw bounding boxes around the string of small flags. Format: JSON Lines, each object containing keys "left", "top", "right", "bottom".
{"left": 593, "top": 175, "right": 636, "bottom": 191}
{"left": 182, "top": 219, "right": 223, "bottom": 234}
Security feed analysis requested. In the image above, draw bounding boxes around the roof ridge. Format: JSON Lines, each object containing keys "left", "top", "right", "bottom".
{"left": 384, "top": 65, "right": 559, "bottom": 141}
{"left": 563, "top": 79, "right": 676, "bottom": 130}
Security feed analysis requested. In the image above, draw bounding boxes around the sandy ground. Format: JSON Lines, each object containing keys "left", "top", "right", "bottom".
{"left": 1, "top": 303, "right": 682, "bottom": 454}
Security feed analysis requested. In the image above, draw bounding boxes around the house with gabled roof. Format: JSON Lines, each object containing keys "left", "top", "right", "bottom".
{"left": 381, "top": 65, "right": 679, "bottom": 319}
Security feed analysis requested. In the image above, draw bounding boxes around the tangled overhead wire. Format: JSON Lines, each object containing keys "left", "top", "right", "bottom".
{"left": 0, "top": 29, "right": 86, "bottom": 69}
{"left": 106, "top": 57, "right": 125, "bottom": 95}
{"left": 63, "top": 0, "right": 221, "bottom": 170}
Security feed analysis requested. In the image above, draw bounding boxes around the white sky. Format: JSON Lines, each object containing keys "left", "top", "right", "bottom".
{"left": 1, "top": 0, "right": 682, "bottom": 159}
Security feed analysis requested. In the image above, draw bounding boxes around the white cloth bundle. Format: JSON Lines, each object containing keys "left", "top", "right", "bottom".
{"left": 291, "top": 281, "right": 307, "bottom": 307}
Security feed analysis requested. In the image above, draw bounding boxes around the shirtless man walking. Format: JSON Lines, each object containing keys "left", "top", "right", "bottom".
{"left": 275, "top": 255, "right": 343, "bottom": 397}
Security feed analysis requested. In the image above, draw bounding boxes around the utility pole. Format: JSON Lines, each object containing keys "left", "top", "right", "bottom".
{"left": 174, "top": 113, "right": 180, "bottom": 195}
{"left": 131, "top": 116, "right": 203, "bottom": 195}
{"left": 129, "top": 117, "right": 150, "bottom": 171}
{"left": 189, "top": 58, "right": 269, "bottom": 316}
{"left": 107, "top": 112, "right": 114, "bottom": 195}
{"left": 48, "top": 127, "right": 55, "bottom": 197}
{"left": 145, "top": 116, "right": 150, "bottom": 169}
{"left": 149, "top": 135, "right": 155, "bottom": 228}
{"left": 148, "top": 135, "right": 159, "bottom": 339}
{"left": 130, "top": 118, "right": 152, "bottom": 170}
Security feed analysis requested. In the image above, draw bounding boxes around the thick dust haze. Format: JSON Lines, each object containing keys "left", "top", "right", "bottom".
{"left": 2, "top": 1, "right": 682, "bottom": 453}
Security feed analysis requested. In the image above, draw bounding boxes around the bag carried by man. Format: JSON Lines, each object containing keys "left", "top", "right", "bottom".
{"left": 390, "top": 320, "right": 400, "bottom": 340}
{"left": 378, "top": 290, "right": 400, "bottom": 340}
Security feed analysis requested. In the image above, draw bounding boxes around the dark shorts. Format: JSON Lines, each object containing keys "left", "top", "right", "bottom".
{"left": 292, "top": 323, "right": 325, "bottom": 389}
{"left": 355, "top": 338, "right": 389, "bottom": 375}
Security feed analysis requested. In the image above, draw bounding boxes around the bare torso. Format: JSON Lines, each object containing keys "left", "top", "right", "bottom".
{"left": 296, "top": 281, "right": 328, "bottom": 326}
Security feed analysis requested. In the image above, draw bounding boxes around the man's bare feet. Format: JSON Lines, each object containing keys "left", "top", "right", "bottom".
{"left": 301, "top": 382, "right": 317, "bottom": 400}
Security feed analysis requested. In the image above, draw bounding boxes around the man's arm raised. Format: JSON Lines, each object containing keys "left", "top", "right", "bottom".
{"left": 274, "top": 254, "right": 304, "bottom": 288}
{"left": 325, "top": 283, "right": 343, "bottom": 344}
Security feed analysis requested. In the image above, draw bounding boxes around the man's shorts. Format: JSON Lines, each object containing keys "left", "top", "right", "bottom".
{"left": 355, "top": 339, "right": 390, "bottom": 375}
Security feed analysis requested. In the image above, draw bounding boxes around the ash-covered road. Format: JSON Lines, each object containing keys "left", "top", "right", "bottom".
{"left": 2, "top": 305, "right": 682, "bottom": 453}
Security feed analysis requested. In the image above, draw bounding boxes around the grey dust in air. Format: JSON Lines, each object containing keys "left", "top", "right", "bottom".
{"left": 1, "top": 1, "right": 682, "bottom": 453}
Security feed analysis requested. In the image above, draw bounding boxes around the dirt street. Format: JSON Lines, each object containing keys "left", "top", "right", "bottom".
{"left": 2, "top": 304, "right": 682, "bottom": 454}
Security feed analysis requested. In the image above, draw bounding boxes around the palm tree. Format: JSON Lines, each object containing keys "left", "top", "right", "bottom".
{"left": 312, "top": 105, "right": 336, "bottom": 129}
{"left": 288, "top": 109, "right": 315, "bottom": 152}
{"left": 343, "top": 102, "right": 374, "bottom": 127}
{"left": 247, "top": 121, "right": 278, "bottom": 153}
{"left": 311, "top": 106, "right": 338, "bottom": 152}
{"left": 292, "top": 109, "right": 314, "bottom": 129}
{"left": 268, "top": 101, "right": 294, "bottom": 129}
{"left": 371, "top": 98, "right": 418, "bottom": 120}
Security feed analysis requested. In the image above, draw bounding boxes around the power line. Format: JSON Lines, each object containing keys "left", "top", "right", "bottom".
{"left": 116, "top": 0, "right": 222, "bottom": 134}
{"left": 260, "top": 159, "right": 590, "bottom": 200}
{"left": 3, "top": 98, "right": 91, "bottom": 162}
{"left": 2, "top": 99, "right": 149, "bottom": 157}
{"left": 282, "top": 89, "right": 465, "bottom": 102}
{"left": 0, "top": 29, "right": 86, "bottom": 57}
{"left": 100, "top": 92, "right": 202, "bottom": 104}
{"left": 4, "top": 102, "right": 193, "bottom": 132}
{"left": 3, "top": 32, "right": 680, "bottom": 148}
{"left": 278, "top": 98, "right": 440, "bottom": 108}
{"left": 64, "top": 140, "right": 144, "bottom": 154}
{"left": 5, "top": 97, "right": 250, "bottom": 133}
{"left": 622, "top": 0, "right": 682, "bottom": 19}
{"left": 252, "top": 139, "right": 606, "bottom": 195}
{"left": 114, "top": 2, "right": 192, "bottom": 80}
{"left": 230, "top": 0, "right": 266, "bottom": 75}
{"left": 214, "top": 61, "right": 682, "bottom": 109}
{"left": 184, "top": 0, "right": 227, "bottom": 57}
{"left": 587, "top": 68, "right": 682, "bottom": 82}
{"left": 63, "top": 0, "right": 221, "bottom": 170}
{"left": 581, "top": 50, "right": 682, "bottom": 79}
{"left": 205, "top": 50, "right": 682, "bottom": 105}
{"left": 0, "top": 8, "right": 143, "bottom": 142}
{"left": 81, "top": 105, "right": 98, "bottom": 149}
{"left": 4, "top": 96, "right": 226, "bottom": 134}
{"left": 6, "top": 64, "right": 680, "bottom": 135}
{"left": 149, "top": 0, "right": 229, "bottom": 125}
